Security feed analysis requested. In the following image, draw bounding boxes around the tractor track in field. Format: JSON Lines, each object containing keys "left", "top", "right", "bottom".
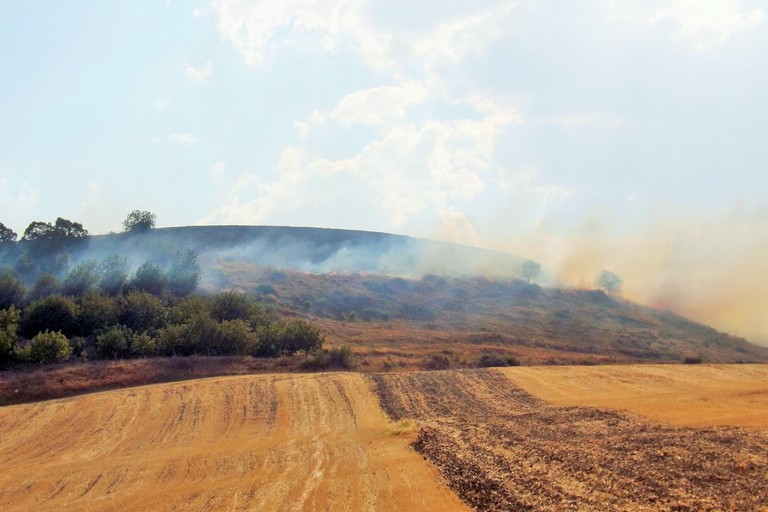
{"left": 371, "top": 369, "right": 768, "bottom": 511}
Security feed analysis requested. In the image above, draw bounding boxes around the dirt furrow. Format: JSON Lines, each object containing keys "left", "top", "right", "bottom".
{"left": 371, "top": 368, "right": 768, "bottom": 511}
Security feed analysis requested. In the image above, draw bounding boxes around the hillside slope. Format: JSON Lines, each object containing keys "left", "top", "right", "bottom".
{"left": 214, "top": 263, "right": 768, "bottom": 365}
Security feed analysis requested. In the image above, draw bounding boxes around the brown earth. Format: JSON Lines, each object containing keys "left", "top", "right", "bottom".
{"left": 371, "top": 369, "right": 768, "bottom": 511}
{"left": 502, "top": 364, "right": 768, "bottom": 428}
{"left": 0, "top": 373, "right": 465, "bottom": 512}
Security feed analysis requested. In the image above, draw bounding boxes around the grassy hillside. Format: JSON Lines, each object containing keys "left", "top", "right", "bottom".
{"left": 212, "top": 261, "right": 768, "bottom": 367}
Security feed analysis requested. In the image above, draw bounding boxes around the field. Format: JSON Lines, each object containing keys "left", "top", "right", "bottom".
{"left": 1, "top": 365, "right": 766, "bottom": 511}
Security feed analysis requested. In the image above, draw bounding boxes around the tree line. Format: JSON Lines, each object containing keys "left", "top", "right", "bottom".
{"left": 0, "top": 212, "right": 325, "bottom": 366}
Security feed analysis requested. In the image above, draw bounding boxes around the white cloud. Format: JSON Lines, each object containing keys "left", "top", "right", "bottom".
{"left": 183, "top": 61, "right": 212, "bottom": 83}
{"left": 321, "top": 81, "right": 429, "bottom": 127}
{"left": 549, "top": 112, "right": 626, "bottom": 129}
{"left": 169, "top": 132, "right": 197, "bottom": 145}
{"left": 155, "top": 97, "right": 170, "bottom": 109}
{"left": 209, "top": 161, "right": 226, "bottom": 183}
{"left": 602, "top": 0, "right": 765, "bottom": 49}
{"left": 650, "top": 0, "right": 764, "bottom": 49}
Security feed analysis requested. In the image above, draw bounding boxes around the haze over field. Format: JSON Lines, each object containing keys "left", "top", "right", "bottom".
{"left": 2, "top": 1, "right": 767, "bottom": 343}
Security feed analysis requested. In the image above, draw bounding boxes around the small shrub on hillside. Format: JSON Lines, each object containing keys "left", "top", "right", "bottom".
{"left": 683, "top": 356, "right": 703, "bottom": 364}
{"left": 423, "top": 354, "right": 451, "bottom": 370}
{"left": 477, "top": 353, "right": 520, "bottom": 368}
{"left": 25, "top": 330, "right": 72, "bottom": 363}
{"left": 300, "top": 346, "right": 356, "bottom": 371}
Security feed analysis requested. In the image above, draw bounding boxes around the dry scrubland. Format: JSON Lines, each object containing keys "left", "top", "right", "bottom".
{"left": 0, "top": 365, "right": 766, "bottom": 511}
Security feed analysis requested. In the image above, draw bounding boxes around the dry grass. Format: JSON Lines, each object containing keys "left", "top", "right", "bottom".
{"left": 501, "top": 364, "right": 768, "bottom": 428}
{"left": 385, "top": 418, "right": 418, "bottom": 437}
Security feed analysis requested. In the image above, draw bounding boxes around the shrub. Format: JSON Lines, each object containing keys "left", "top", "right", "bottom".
{"left": 131, "top": 333, "right": 155, "bottom": 357}
{"left": 21, "top": 295, "right": 79, "bottom": 338}
{"left": 423, "top": 354, "right": 451, "bottom": 370}
{"left": 168, "top": 295, "right": 212, "bottom": 324}
{"left": 300, "top": 346, "right": 356, "bottom": 371}
{"left": 0, "top": 270, "right": 26, "bottom": 309}
{"left": 683, "top": 356, "right": 703, "bottom": 364}
{"left": 129, "top": 262, "right": 168, "bottom": 296}
{"left": 77, "top": 292, "right": 119, "bottom": 335}
{"left": 216, "top": 319, "right": 253, "bottom": 356}
{"left": 211, "top": 291, "right": 256, "bottom": 322}
{"left": 0, "top": 306, "right": 20, "bottom": 363}
{"left": 155, "top": 324, "right": 191, "bottom": 356}
{"left": 119, "top": 291, "right": 167, "bottom": 333}
{"left": 27, "top": 273, "right": 60, "bottom": 302}
{"left": 477, "top": 353, "right": 520, "bottom": 368}
{"left": 26, "top": 330, "right": 72, "bottom": 363}
{"left": 96, "top": 325, "right": 133, "bottom": 359}
{"left": 98, "top": 254, "right": 129, "bottom": 296}
{"left": 61, "top": 260, "right": 99, "bottom": 296}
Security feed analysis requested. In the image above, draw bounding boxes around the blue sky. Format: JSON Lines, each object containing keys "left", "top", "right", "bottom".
{"left": 1, "top": 0, "right": 767, "bottom": 342}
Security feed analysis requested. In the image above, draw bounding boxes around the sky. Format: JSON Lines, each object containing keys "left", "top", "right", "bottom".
{"left": 1, "top": 0, "right": 767, "bottom": 342}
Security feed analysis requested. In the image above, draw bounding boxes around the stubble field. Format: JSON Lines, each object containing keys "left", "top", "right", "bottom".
{"left": 0, "top": 364, "right": 766, "bottom": 511}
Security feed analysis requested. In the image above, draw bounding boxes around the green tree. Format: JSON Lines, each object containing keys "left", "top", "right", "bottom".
{"left": 0, "top": 222, "right": 17, "bottom": 243}
{"left": 0, "top": 270, "right": 26, "bottom": 309}
{"left": 123, "top": 210, "right": 157, "bottom": 232}
{"left": 520, "top": 260, "right": 541, "bottom": 284}
{"left": 21, "top": 295, "right": 79, "bottom": 338}
{"left": 27, "top": 274, "right": 60, "bottom": 302}
{"left": 119, "top": 291, "right": 167, "bottom": 333}
{"left": 77, "top": 292, "right": 119, "bottom": 336}
{"left": 95, "top": 325, "right": 133, "bottom": 359}
{"left": 0, "top": 306, "right": 20, "bottom": 364}
{"left": 595, "top": 270, "right": 623, "bottom": 295}
{"left": 129, "top": 262, "right": 168, "bottom": 296}
{"left": 167, "top": 250, "right": 200, "bottom": 296}
{"left": 61, "top": 260, "right": 99, "bottom": 296}
{"left": 211, "top": 291, "right": 257, "bottom": 322}
{"left": 98, "top": 254, "right": 129, "bottom": 296}
{"left": 26, "top": 330, "right": 72, "bottom": 363}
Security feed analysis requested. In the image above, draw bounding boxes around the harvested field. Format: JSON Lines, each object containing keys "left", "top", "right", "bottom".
{"left": 0, "top": 373, "right": 465, "bottom": 512}
{"left": 371, "top": 369, "right": 768, "bottom": 511}
{"left": 502, "top": 364, "right": 768, "bottom": 428}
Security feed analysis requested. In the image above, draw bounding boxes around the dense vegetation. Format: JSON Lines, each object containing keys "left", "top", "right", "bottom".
{"left": 0, "top": 214, "right": 325, "bottom": 367}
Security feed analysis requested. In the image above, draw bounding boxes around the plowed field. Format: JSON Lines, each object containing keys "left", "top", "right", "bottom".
{"left": 372, "top": 369, "right": 768, "bottom": 511}
{"left": 0, "top": 373, "right": 465, "bottom": 512}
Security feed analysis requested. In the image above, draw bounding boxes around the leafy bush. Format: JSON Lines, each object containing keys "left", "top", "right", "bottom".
{"left": 98, "top": 254, "right": 128, "bottom": 296}
{"left": 21, "top": 295, "right": 79, "bottom": 338}
{"left": 131, "top": 333, "right": 155, "bottom": 357}
{"left": 477, "top": 353, "right": 520, "bottom": 368}
{"left": 129, "top": 262, "right": 168, "bottom": 296}
{"left": 25, "top": 330, "right": 72, "bottom": 363}
{"left": 28, "top": 274, "right": 60, "bottom": 302}
{"left": 77, "top": 292, "right": 119, "bottom": 335}
{"left": 119, "top": 291, "right": 167, "bottom": 333}
{"left": 61, "top": 260, "right": 99, "bottom": 296}
{"left": 96, "top": 325, "right": 133, "bottom": 359}
{"left": 423, "top": 354, "right": 451, "bottom": 370}
{"left": 0, "top": 270, "right": 26, "bottom": 309}
{"left": 211, "top": 291, "right": 256, "bottom": 322}
{"left": 300, "top": 346, "right": 356, "bottom": 371}
{"left": 168, "top": 296, "right": 212, "bottom": 324}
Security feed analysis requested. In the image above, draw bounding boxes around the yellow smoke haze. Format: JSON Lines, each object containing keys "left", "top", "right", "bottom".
{"left": 497, "top": 204, "right": 768, "bottom": 346}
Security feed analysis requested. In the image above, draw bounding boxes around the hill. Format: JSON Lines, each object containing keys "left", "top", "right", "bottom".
{"left": 79, "top": 225, "right": 768, "bottom": 366}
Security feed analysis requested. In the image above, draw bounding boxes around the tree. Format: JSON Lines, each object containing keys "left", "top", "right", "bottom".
{"left": 27, "top": 274, "right": 60, "bottom": 302}
{"left": 167, "top": 250, "right": 200, "bottom": 296}
{"left": 61, "top": 260, "right": 99, "bottom": 296}
{"left": 0, "top": 223, "right": 17, "bottom": 243}
{"left": 520, "top": 260, "right": 541, "bottom": 284}
{"left": 0, "top": 306, "right": 20, "bottom": 364}
{"left": 95, "top": 325, "right": 133, "bottom": 360}
{"left": 21, "top": 295, "right": 79, "bottom": 338}
{"left": 119, "top": 291, "right": 167, "bottom": 333}
{"left": 211, "top": 291, "right": 256, "bottom": 322}
{"left": 129, "top": 262, "right": 168, "bottom": 296}
{"left": 77, "top": 292, "right": 119, "bottom": 335}
{"left": 123, "top": 210, "right": 156, "bottom": 232}
{"left": 0, "top": 270, "right": 26, "bottom": 309}
{"left": 25, "top": 330, "right": 72, "bottom": 363}
{"left": 21, "top": 218, "right": 88, "bottom": 243}
{"left": 98, "top": 254, "right": 129, "bottom": 296}
{"left": 595, "top": 270, "right": 623, "bottom": 295}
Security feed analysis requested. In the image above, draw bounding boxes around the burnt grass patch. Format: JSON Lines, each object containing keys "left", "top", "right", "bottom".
{"left": 370, "top": 369, "right": 768, "bottom": 511}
